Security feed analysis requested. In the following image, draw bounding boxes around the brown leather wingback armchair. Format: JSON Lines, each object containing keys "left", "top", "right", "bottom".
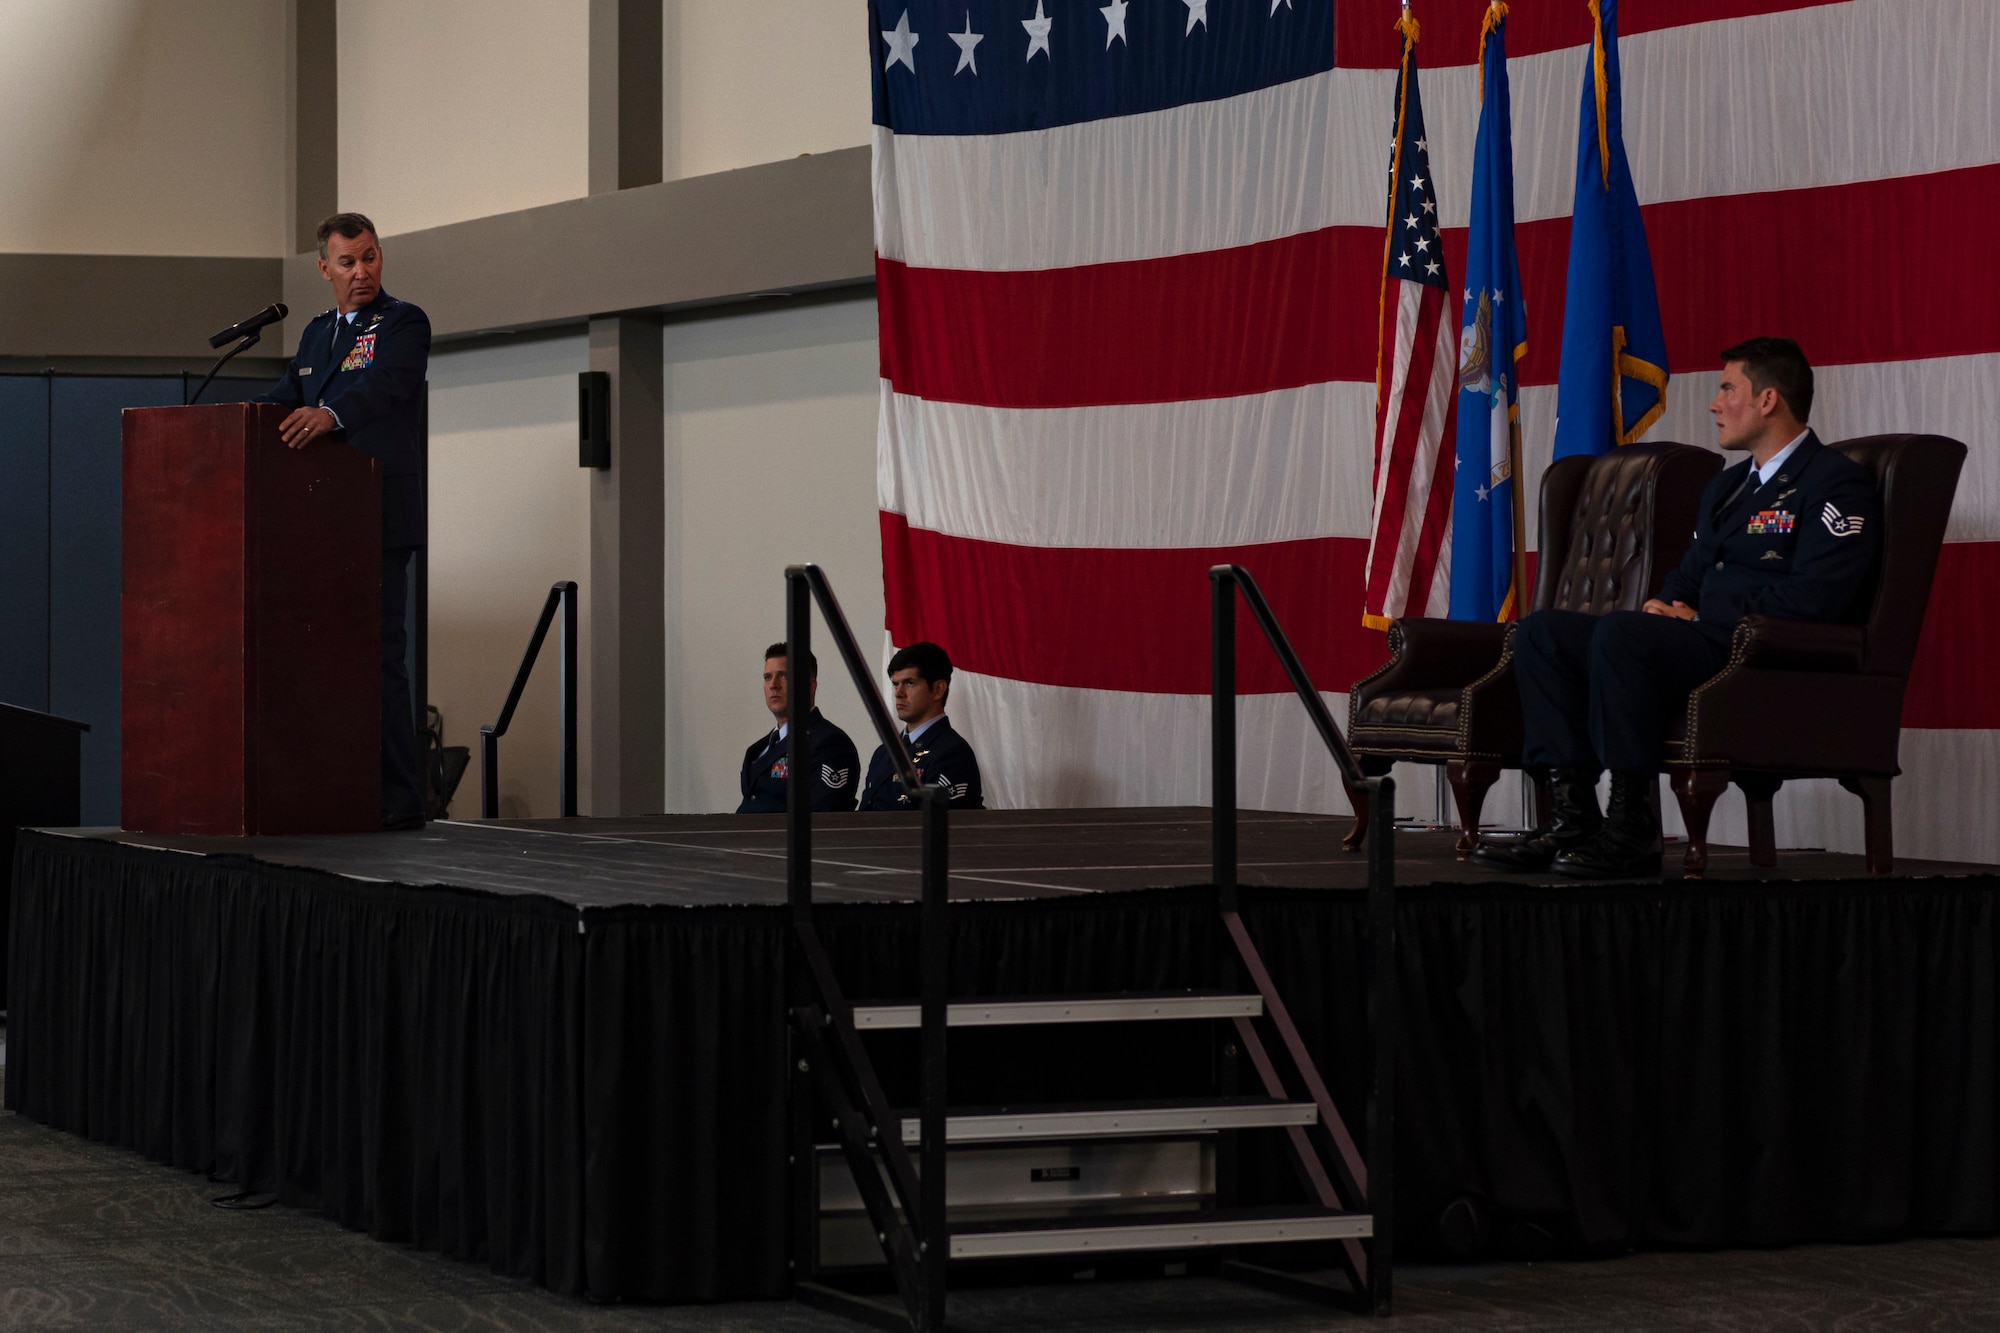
{"left": 1347, "top": 441, "right": 1722, "bottom": 854}
{"left": 1666, "top": 434, "right": 1967, "bottom": 878}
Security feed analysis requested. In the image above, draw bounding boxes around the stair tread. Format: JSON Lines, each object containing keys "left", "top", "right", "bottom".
{"left": 952, "top": 1203, "right": 1361, "bottom": 1236}
{"left": 890, "top": 1094, "right": 1310, "bottom": 1118}
{"left": 848, "top": 991, "right": 1262, "bottom": 1029}
{"left": 822, "top": 1096, "right": 1317, "bottom": 1146}
{"left": 946, "top": 1204, "right": 1371, "bottom": 1258}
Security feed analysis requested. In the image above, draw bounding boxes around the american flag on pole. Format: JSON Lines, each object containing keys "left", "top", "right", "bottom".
{"left": 871, "top": 0, "right": 2000, "bottom": 866}
{"left": 1362, "top": 11, "right": 1457, "bottom": 631}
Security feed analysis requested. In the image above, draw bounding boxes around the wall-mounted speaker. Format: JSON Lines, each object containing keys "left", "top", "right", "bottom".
{"left": 578, "top": 370, "right": 611, "bottom": 469}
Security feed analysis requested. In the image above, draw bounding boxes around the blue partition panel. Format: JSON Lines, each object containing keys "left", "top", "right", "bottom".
{"left": 0, "top": 377, "right": 51, "bottom": 712}
{"left": 50, "top": 378, "right": 185, "bottom": 825}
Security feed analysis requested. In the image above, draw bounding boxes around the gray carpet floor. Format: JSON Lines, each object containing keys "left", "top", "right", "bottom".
{"left": 5, "top": 1103, "right": 2000, "bottom": 1332}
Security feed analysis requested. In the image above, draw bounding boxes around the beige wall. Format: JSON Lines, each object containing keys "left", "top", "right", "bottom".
{"left": 0, "top": 0, "right": 286, "bottom": 255}
{"left": 661, "top": 293, "right": 883, "bottom": 812}
{"left": 421, "top": 295, "right": 881, "bottom": 821}
{"left": 338, "top": 0, "right": 589, "bottom": 236}
{"left": 665, "top": 0, "right": 872, "bottom": 181}
{"left": 426, "top": 331, "right": 594, "bottom": 819}
{"left": 0, "top": 0, "right": 873, "bottom": 257}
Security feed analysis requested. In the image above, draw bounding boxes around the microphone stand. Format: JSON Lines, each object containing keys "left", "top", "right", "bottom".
{"left": 187, "top": 329, "right": 261, "bottom": 405}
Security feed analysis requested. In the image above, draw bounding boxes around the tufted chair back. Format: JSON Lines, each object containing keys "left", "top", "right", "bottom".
{"left": 1533, "top": 442, "right": 1721, "bottom": 615}
{"left": 1828, "top": 435, "right": 1968, "bottom": 677}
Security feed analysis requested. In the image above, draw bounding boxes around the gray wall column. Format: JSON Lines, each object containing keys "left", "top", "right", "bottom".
{"left": 587, "top": 318, "right": 665, "bottom": 815}
{"left": 292, "top": 0, "right": 338, "bottom": 254}
{"left": 589, "top": 0, "right": 664, "bottom": 195}
{"left": 587, "top": 0, "right": 666, "bottom": 814}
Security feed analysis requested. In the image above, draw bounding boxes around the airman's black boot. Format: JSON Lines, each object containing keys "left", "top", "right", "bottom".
{"left": 1553, "top": 771, "right": 1663, "bottom": 879}
{"left": 1469, "top": 768, "right": 1604, "bottom": 873}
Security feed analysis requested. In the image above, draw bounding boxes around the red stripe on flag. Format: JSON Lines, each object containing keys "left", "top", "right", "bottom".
{"left": 882, "top": 513, "right": 1998, "bottom": 728}
{"left": 1334, "top": 0, "right": 1838, "bottom": 69}
{"left": 876, "top": 229, "right": 1377, "bottom": 407}
{"left": 1904, "top": 541, "right": 2000, "bottom": 729}
{"left": 880, "top": 167, "right": 2000, "bottom": 409}
{"left": 881, "top": 513, "right": 1391, "bottom": 695}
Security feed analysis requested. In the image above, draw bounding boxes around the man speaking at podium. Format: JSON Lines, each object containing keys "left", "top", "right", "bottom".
{"left": 255, "top": 212, "right": 432, "bottom": 830}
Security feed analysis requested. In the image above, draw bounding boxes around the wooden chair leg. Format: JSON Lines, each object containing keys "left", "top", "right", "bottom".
{"left": 1342, "top": 757, "right": 1395, "bottom": 853}
{"left": 1530, "top": 769, "right": 1553, "bottom": 830}
{"left": 1445, "top": 760, "right": 1502, "bottom": 860}
{"left": 1735, "top": 775, "right": 1784, "bottom": 869}
{"left": 1342, "top": 782, "right": 1370, "bottom": 853}
{"left": 1671, "top": 767, "right": 1730, "bottom": 879}
{"left": 1838, "top": 776, "right": 1895, "bottom": 875}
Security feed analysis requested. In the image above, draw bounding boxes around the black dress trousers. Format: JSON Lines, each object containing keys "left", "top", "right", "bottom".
{"left": 1513, "top": 608, "right": 1728, "bottom": 774}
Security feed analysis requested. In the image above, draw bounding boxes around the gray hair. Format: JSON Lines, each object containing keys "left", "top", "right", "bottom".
{"left": 316, "top": 212, "right": 379, "bottom": 260}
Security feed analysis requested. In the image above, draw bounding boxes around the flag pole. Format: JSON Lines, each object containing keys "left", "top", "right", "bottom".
{"left": 1508, "top": 414, "right": 1528, "bottom": 618}
{"left": 1485, "top": 0, "right": 1528, "bottom": 622}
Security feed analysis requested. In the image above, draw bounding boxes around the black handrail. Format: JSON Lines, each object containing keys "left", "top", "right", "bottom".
{"left": 1209, "top": 563, "right": 1396, "bottom": 1313}
{"left": 785, "top": 563, "right": 947, "bottom": 1332}
{"left": 479, "top": 581, "right": 578, "bottom": 819}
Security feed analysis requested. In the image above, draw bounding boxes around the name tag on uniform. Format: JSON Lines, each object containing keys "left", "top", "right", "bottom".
{"left": 1746, "top": 509, "right": 1794, "bottom": 535}
{"left": 340, "top": 332, "right": 376, "bottom": 372}
{"left": 300, "top": 367, "right": 313, "bottom": 375}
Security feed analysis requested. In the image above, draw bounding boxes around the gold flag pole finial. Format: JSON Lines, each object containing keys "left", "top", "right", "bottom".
{"left": 1589, "top": 0, "right": 1611, "bottom": 187}
{"left": 1478, "top": 2, "right": 1509, "bottom": 99}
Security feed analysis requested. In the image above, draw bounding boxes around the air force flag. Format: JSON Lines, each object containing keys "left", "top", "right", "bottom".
{"left": 1552, "top": 0, "right": 1669, "bottom": 459}
{"left": 1450, "top": 3, "right": 1529, "bottom": 622}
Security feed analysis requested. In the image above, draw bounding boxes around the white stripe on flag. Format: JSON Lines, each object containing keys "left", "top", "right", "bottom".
{"left": 1634, "top": 350, "right": 2000, "bottom": 544}
{"left": 878, "top": 379, "right": 1376, "bottom": 546}
{"left": 875, "top": 0, "right": 1999, "bottom": 271}
{"left": 882, "top": 352, "right": 2000, "bottom": 553}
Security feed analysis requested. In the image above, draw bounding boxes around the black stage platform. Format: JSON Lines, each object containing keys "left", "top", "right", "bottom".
{"left": 10, "top": 810, "right": 2000, "bottom": 1304}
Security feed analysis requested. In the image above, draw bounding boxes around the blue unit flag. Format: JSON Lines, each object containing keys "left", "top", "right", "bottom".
{"left": 1450, "top": 3, "right": 1529, "bottom": 622}
{"left": 1551, "top": 0, "right": 1669, "bottom": 460}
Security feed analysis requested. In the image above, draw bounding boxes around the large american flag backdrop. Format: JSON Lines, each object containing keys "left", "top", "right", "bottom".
{"left": 871, "top": 0, "right": 2000, "bottom": 863}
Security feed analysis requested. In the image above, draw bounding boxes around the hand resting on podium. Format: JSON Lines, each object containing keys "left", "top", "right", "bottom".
{"left": 279, "top": 405, "right": 339, "bottom": 448}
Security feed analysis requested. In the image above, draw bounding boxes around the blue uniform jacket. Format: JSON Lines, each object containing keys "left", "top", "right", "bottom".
{"left": 738, "top": 710, "right": 862, "bottom": 813}
{"left": 1656, "top": 431, "right": 1881, "bottom": 643}
{"left": 860, "top": 716, "right": 985, "bottom": 811}
{"left": 255, "top": 292, "right": 431, "bottom": 548}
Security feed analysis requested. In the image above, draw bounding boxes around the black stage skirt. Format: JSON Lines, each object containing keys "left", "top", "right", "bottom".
{"left": 11, "top": 831, "right": 2000, "bottom": 1301}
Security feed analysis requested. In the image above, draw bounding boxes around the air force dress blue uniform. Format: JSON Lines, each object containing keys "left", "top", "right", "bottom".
{"left": 859, "top": 716, "right": 985, "bottom": 811}
{"left": 1513, "top": 431, "right": 1881, "bottom": 774}
{"left": 255, "top": 293, "right": 432, "bottom": 824}
{"left": 737, "top": 710, "right": 862, "bottom": 813}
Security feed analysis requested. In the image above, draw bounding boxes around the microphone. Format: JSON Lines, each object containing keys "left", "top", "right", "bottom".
{"left": 208, "top": 303, "right": 288, "bottom": 349}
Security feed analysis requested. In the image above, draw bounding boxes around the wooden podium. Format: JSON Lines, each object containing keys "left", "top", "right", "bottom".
{"left": 121, "top": 403, "right": 381, "bottom": 835}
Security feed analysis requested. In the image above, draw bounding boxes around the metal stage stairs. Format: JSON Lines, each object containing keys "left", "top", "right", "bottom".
{"left": 780, "top": 564, "right": 1398, "bottom": 1331}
